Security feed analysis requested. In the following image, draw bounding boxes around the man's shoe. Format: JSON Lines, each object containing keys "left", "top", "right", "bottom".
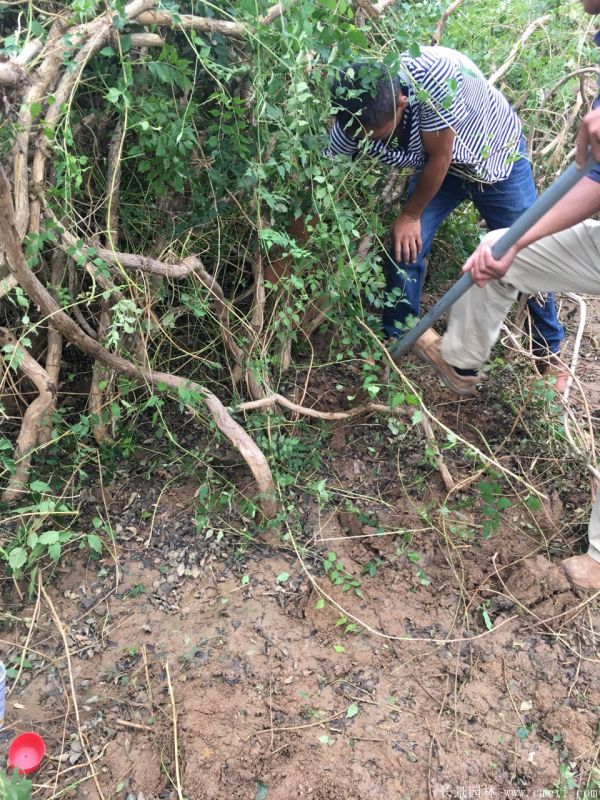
{"left": 412, "top": 329, "right": 480, "bottom": 396}
{"left": 562, "top": 554, "right": 600, "bottom": 591}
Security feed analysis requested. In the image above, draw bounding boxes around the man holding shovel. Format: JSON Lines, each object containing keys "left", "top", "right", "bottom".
{"left": 328, "top": 46, "right": 566, "bottom": 389}
{"left": 419, "top": 1, "right": 600, "bottom": 590}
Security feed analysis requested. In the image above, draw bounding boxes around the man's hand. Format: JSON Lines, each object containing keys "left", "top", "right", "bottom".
{"left": 576, "top": 108, "right": 600, "bottom": 168}
{"left": 392, "top": 213, "right": 422, "bottom": 263}
{"left": 462, "top": 230, "right": 518, "bottom": 287}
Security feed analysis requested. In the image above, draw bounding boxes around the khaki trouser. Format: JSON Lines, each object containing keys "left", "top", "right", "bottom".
{"left": 441, "top": 219, "right": 600, "bottom": 563}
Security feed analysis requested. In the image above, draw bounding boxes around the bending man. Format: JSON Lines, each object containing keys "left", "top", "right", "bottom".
{"left": 328, "top": 46, "right": 565, "bottom": 386}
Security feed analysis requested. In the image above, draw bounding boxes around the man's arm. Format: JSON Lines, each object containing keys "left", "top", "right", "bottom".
{"left": 464, "top": 176, "right": 600, "bottom": 286}
{"left": 391, "top": 127, "right": 455, "bottom": 262}
{"left": 576, "top": 107, "right": 600, "bottom": 167}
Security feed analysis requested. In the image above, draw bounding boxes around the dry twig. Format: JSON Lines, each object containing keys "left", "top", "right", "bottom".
{"left": 165, "top": 661, "right": 185, "bottom": 800}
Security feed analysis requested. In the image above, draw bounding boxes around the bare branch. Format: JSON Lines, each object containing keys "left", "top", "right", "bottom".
{"left": 541, "top": 67, "right": 599, "bottom": 105}
{"left": 432, "top": 0, "right": 466, "bottom": 45}
{"left": 0, "top": 167, "right": 277, "bottom": 518}
{"left": 233, "top": 393, "right": 409, "bottom": 420}
{"left": 13, "top": 19, "right": 68, "bottom": 237}
{"left": 136, "top": 2, "right": 294, "bottom": 34}
{"left": 372, "top": 0, "right": 396, "bottom": 12}
{"left": 352, "top": 0, "right": 379, "bottom": 19}
{"left": 0, "top": 275, "right": 18, "bottom": 298}
{"left": 129, "top": 32, "right": 164, "bottom": 47}
{"left": 0, "top": 61, "right": 24, "bottom": 86}
{"left": 0, "top": 328, "right": 56, "bottom": 501}
{"left": 38, "top": 249, "right": 65, "bottom": 445}
{"left": 13, "top": 38, "right": 43, "bottom": 66}
{"left": 136, "top": 10, "right": 245, "bottom": 36}
{"left": 261, "top": 2, "right": 286, "bottom": 24}
{"left": 488, "top": 15, "right": 550, "bottom": 86}
{"left": 27, "top": 0, "right": 156, "bottom": 234}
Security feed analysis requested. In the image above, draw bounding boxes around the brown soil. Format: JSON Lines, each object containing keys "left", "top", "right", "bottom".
{"left": 3, "top": 297, "right": 600, "bottom": 800}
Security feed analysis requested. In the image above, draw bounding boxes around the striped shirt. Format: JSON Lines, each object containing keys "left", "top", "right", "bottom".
{"left": 325, "top": 46, "right": 522, "bottom": 184}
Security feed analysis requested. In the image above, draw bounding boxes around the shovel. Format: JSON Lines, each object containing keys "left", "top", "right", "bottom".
{"left": 390, "top": 153, "right": 599, "bottom": 361}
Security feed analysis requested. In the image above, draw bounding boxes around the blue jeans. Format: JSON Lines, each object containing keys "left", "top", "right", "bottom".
{"left": 382, "top": 142, "right": 565, "bottom": 355}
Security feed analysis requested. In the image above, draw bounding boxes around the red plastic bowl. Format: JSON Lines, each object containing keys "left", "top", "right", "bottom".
{"left": 8, "top": 732, "right": 46, "bottom": 775}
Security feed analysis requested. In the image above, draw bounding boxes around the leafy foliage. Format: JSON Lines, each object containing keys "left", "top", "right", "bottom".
{"left": 0, "top": 770, "right": 32, "bottom": 800}
{"left": 0, "top": 0, "right": 595, "bottom": 576}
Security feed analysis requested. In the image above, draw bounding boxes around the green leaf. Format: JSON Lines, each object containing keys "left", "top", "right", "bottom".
{"left": 106, "top": 87, "right": 123, "bottom": 104}
{"left": 346, "top": 703, "right": 359, "bottom": 718}
{"left": 347, "top": 28, "right": 369, "bottom": 48}
{"left": 30, "top": 479, "right": 51, "bottom": 493}
{"left": 482, "top": 608, "right": 493, "bottom": 631}
{"left": 275, "top": 572, "right": 290, "bottom": 583}
{"left": 48, "top": 542, "right": 61, "bottom": 561}
{"left": 315, "top": 597, "right": 325, "bottom": 609}
{"left": 333, "top": 644, "right": 345, "bottom": 653}
{"left": 8, "top": 547, "right": 27, "bottom": 572}
{"left": 87, "top": 533, "right": 103, "bottom": 554}
{"left": 255, "top": 781, "right": 269, "bottom": 800}
{"left": 525, "top": 495, "right": 541, "bottom": 511}
{"left": 39, "top": 530, "right": 60, "bottom": 545}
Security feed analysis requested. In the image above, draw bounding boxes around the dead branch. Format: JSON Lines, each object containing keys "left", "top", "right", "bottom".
{"left": 432, "top": 0, "right": 466, "bottom": 45}
{"left": 136, "top": 10, "right": 246, "bottom": 36}
{"left": 0, "top": 167, "right": 277, "bottom": 518}
{"left": 67, "top": 259, "right": 101, "bottom": 340}
{"left": 129, "top": 32, "right": 164, "bottom": 47}
{"left": 0, "top": 62, "right": 24, "bottom": 86}
{"left": 88, "top": 302, "right": 113, "bottom": 444}
{"left": 352, "top": 0, "right": 379, "bottom": 19}
{"left": 539, "top": 90, "right": 583, "bottom": 159}
{"left": 372, "top": 0, "right": 396, "bottom": 12}
{"left": 0, "top": 328, "right": 56, "bottom": 501}
{"left": 136, "top": 2, "right": 290, "bottom": 34}
{"left": 0, "top": 275, "right": 18, "bottom": 298}
{"left": 488, "top": 15, "right": 550, "bottom": 86}
{"left": 0, "top": 38, "right": 40, "bottom": 84}
{"left": 300, "top": 295, "right": 333, "bottom": 337}
{"left": 13, "top": 19, "right": 68, "bottom": 237}
{"left": 541, "top": 67, "right": 599, "bottom": 105}
{"left": 58, "top": 230, "right": 269, "bottom": 401}
{"left": 38, "top": 248, "right": 65, "bottom": 445}
{"left": 261, "top": 3, "right": 286, "bottom": 24}
{"left": 419, "top": 415, "right": 455, "bottom": 492}
{"left": 233, "top": 392, "right": 410, "bottom": 420}
{"left": 27, "top": 0, "right": 155, "bottom": 235}
{"left": 90, "top": 119, "right": 124, "bottom": 443}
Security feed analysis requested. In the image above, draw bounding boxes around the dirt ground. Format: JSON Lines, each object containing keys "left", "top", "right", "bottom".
{"left": 3, "top": 295, "right": 600, "bottom": 800}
